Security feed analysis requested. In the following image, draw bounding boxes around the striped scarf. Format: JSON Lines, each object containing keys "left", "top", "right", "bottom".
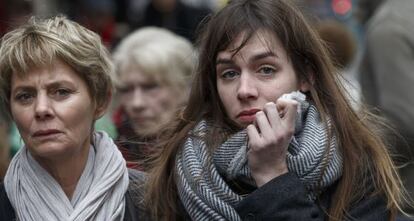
{"left": 175, "top": 104, "right": 343, "bottom": 221}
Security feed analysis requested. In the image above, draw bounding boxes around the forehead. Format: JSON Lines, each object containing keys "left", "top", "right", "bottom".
{"left": 217, "top": 29, "right": 287, "bottom": 60}
{"left": 118, "top": 65, "right": 162, "bottom": 84}
{"left": 11, "top": 59, "right": 82, "bottom": 86}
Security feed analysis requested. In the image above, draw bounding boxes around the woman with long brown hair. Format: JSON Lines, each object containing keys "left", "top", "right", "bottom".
{"left": 140, "top": 0, "right": 407, "bottom": 220}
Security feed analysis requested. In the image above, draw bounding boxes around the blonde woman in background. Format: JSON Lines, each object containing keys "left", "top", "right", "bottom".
{"left": 112, "top": 27, "right": 195, "bottom": 170}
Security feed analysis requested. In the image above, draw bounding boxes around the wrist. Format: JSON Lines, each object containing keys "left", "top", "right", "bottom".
{"left": 253, "top": 166, "right": 288, "bottom": 187}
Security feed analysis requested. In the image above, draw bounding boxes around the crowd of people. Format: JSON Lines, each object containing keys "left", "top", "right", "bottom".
{"left": 0, "top": 0, "right": 413, "bottom": 220}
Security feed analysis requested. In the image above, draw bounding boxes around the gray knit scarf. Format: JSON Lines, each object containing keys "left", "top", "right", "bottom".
{"left": 4, "top": 131, "right": 129, "bottom": 221}
{"left": 175, "top": 102, "right": 343, "bottom": 221}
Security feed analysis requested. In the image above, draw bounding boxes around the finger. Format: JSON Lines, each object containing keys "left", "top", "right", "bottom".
{"left": 263, "top": 102, "right": 281, "bottom": 130}
{"left": 276, "top": 98, "right": 298, "bottom": 126}
{"left": 247, "top": 124, "right": 262, "bottom": 148}
{"left": 254, "top": 110, "right": 274, "bottom": 139}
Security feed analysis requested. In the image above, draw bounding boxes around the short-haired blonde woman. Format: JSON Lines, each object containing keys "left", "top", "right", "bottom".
{"left": 0, "top": 16, "right": 141, "bottom": 220}
{"left": 112, "top": 27, "right": 195, "bottom": 170}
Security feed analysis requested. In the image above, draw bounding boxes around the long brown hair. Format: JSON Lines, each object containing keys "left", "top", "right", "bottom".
{"left": 145, "top": 0, "right": 406, "bottom": 220}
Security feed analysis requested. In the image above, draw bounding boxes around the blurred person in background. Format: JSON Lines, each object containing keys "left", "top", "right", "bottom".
{"left": 112, "top": 27, "right": 195, "bottom": 170}
{"left": 116, "top": 0, "right": 211, "bottom": 42}
{"left": 358, "top": 0, "right": 414, "bottom": 215}
{"left": 0, "top": 16, "right": 140, "bottom": 220}
{"left": 316, "top": 20, "right": 360, "bottom": 109}
{"left": 0, "top": 101, "right": 10, "bottom": 180}
{"left": 356, "top": 0, "right": 385, "bottom": 27}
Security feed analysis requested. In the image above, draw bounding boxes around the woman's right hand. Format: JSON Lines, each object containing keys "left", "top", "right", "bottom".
{"left": 246, "top": 99, "right": 298, "bottom": 187}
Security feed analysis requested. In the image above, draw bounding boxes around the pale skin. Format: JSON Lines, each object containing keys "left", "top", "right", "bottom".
{"left": 118, "top": 66, "right": 180, "bottom": 137}
{"left": 10, "top": 59, "right": 108, "bottom": 199}
{"left": 216, "top": 30, "right": 310, "bottom": 187}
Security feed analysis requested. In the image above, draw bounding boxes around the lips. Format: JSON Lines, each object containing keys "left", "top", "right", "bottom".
{"left": 32, "top": 129, "right": 62, "bottom": 137}
{"left": 236, "top": 108, "right": 261, "bottom": 124}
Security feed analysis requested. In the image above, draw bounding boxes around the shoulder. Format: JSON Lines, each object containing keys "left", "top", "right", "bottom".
{"left": 124, "top": 169, "right": 152, "bottom": 221}
{"left": 0, "top": 182, "right": 16, "bottom": 220}
{"left": 128, "top": 168, "right": 146, "bottom": 183}
{"left": 126, "top": 168, "right": 147, "bottom": 207}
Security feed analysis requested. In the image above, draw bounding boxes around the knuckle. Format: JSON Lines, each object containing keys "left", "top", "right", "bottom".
{"left": 285, "top": 128, "right": 295, "bottom": 137}
{"left": 264, "top": 102, "right": 276, "bottom": 110}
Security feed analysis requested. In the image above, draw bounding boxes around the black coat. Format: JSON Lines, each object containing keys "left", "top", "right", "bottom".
{"left": 0, "top": 169, "right": 142, "bottom": 221}
{"left": 128, "top": 172, "right": 410, "bottom": 221}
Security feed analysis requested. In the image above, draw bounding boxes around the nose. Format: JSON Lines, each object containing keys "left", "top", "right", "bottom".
{"left": 130, "top": 87, "right": 146, "bottom": 111}
{"left": 34, "top": 93, "right": 53, "bottom": 120}
{"left": 237, "top": 73, "right": 258, "bottom": 101}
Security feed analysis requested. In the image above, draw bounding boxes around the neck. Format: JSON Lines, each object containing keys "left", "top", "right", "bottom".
{"left": 34, "top": 145, "right": 91, "bottom": 200}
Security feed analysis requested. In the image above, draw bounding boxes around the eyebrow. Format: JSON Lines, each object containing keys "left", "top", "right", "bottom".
{"left": 250, "top": 51, "right": 277, "bottom": 62}
{"left": 216, "top": 51, "right": 277, "bottom": 65}
{"left": 12, "top": 80, "right": 76, "bottom": 92}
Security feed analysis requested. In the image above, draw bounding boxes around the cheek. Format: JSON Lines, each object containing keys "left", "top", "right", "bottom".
{"left": 11, "top": 107, "right": 31, "bottom": 132}
{"left": 60, "top": 103, "right": 95, "bottom": 133}
{"left": 155, "top": 89, "right": 176, "bottom": 110}
{"left": 217, "top": 84, "right": 227, "bottom": 105}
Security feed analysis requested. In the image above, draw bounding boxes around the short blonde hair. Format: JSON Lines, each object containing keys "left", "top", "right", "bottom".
{"left": 112, "top": 27, "right": 195, "bottom": 94}
{"left": 0, "top": 15, "right": 114, "bottom": 112}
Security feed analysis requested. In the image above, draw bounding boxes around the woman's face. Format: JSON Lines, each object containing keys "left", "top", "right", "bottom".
{"left": 118, "top": 67, "right": 178, "bottom": 137}
{"left": 10, "top": 59, "right": 99, "bottom": 160}
{"left": 216, "top": 30, "right": 310, "bottom": 127}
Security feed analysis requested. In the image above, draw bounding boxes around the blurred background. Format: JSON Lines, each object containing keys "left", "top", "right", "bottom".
{"left": 0, "top": 0, "right": 375, "bottom": 49}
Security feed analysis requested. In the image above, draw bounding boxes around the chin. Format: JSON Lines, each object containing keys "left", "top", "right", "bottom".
{"left": 27, "top": 142, "right": 74, "bottom": 160}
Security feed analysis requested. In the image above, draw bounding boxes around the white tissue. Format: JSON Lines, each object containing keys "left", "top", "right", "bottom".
{"left": 279, "top": 91, "right": 307, "bottom": 114}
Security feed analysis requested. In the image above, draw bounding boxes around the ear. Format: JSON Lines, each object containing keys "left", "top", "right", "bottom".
{"left": 299, "top": 70, "right": 314, "bottom": 93}
{"left": 94, "top": 90, "right": 112, "bottom": 120}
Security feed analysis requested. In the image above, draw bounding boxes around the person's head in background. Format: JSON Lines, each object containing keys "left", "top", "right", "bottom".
{"left": 316, "top": 20, "right": 360, "bottom": 109}
{"left": 316, "top": 20, "right": 357, "bottom": 70}
{"left": 0, "top": 100, "right": 10, "bottom": 179}
{"left": 112, "top": 27, "right": 194, "bottom": 139}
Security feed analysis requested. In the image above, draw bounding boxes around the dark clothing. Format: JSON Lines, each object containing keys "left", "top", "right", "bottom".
{"left": 0, "top": 169, "right": 142, "bottom": 221}
{"left": 127, "top": 172, "right": 396, "bottom": 221}
{"left": 358, "top": 0, "right": 414, "bottom": 213}
{"left": 132, "top": 1, "right": 211, "bottom": 42}
{"left": 236, "top": 173, "right": 387, "bottom": 220}
{"left": 113, "top": 109, "right": 154, "bottom": 170}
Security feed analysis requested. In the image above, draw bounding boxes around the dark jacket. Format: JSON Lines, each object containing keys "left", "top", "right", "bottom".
{"left": 127, "top": 172, "right": 399, "bottom": 221}
{"left": 0, "top": 169, "right": 142, "bottom": 221}
{"left": 133, "top": 1, "right": 211, "bottom": 42}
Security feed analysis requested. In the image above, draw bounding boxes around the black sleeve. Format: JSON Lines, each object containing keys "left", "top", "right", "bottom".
{"left": 234, "top": 172, "right": 392, "bottom": 221}
{"left": 124, "top": 169, "right": 152, "bottom": 221}
{"left": 345, "top": 193, "right": 389, "bottom": 221}
{"left": 235, "top": 172, "right": 323, "bottom": 220}
{"left": 0, "top": 183, "right": 16, "bottom": 220}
